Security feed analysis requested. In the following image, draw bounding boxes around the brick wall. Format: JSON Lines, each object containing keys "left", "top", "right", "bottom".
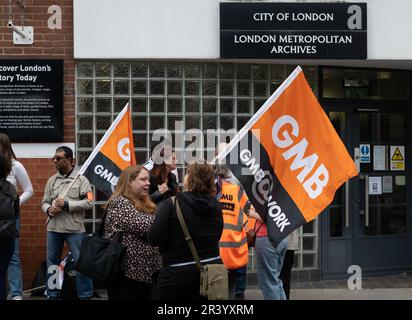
{"left": 19, "top": 158, "right": 56, "bottom": 290}
{"left": 0, "top": 0, "right": 74, "bottom": 290}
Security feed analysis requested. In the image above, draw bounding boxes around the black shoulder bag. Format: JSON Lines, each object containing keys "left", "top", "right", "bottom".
{"left": 75, "top": 208, "right": 125, "bottom": 282}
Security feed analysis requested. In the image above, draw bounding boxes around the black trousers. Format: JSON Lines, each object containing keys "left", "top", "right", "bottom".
{"left": 0, "top": 240, "right": 14, "bottom": 300}
{"left": 107, "top": 272, "right": 152, "bottom": 300}
{"left": 151, "top": 265, "right": 207, "bottom": 301}
{"left": 279, "top": 249, "right": 295, "bottom": 300}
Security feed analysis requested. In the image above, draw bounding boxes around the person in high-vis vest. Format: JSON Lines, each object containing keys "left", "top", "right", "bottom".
{"left": 215, "top": 164, "right": 250, "bottom": 300}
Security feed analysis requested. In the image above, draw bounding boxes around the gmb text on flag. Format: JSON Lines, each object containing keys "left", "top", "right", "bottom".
{"left": 217, "top": 66, "right": 358, "bottom": 246}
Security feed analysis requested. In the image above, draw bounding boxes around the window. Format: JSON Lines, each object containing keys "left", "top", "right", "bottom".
{"left": 76, "top": 62, "right": 319, "bottom": 271}
{"left": 322, "top": 68, "right": 410, "bottom": 101}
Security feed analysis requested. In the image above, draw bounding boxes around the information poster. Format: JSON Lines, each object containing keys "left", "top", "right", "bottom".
{"left": 395, "top": 175, "right": 406, "bottom": 186}
{"left": 369, "top": 176, "right": 382, "bottom": 195}
{"left": 390, "top": 146, "right": 405, "bottom": 171}
{"left": 0, "top": 60, "right": 63, "bottom": 142}
{"left": 373, "top": 145, "right": 388, "bottom": 171}
{"left": 382, "top": 176, "right": 393, "bottom": 193}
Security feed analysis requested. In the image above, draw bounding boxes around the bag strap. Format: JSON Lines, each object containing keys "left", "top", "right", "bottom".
{"left": 96, "top": 205, "right": 125, "bottom": 241}
{"left": 96, "top": 207, "right": 108, "bottom": 235}
{"left": 172, "top": 196, "right": 202, "bottom": 270}
{"left": 254, "top": 220, "right": 263, "bottom": 233}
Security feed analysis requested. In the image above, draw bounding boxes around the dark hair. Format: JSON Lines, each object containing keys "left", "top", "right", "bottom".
{"left": 213, "top": 164, "right": 231, "bottom": 179}
{"left": 0, "top": 133, "right": 17, "bottom": 162}
{"left": 186, "top": 160, "right": 215, "bottom": 195}
{"left": 151, "top": 165, "right": 167, "bottom": 185}
{"left": 149, "top": 141, "right": 160, "bottom": 156}
{"left": 151, "top": 146, "right": 175, "bottom": 184}
{"left": 0, "top": 153, "right": 12, "bottom": 180}
{"left": 56, "top": 146, "right": 74, "bottom": 160}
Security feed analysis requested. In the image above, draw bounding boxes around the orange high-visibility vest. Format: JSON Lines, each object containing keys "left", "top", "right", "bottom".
{"left": 218, "top": 180, "right": 249, "bottom": 270}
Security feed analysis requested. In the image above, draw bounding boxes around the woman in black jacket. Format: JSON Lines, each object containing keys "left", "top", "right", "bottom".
{"left": 0, "top": 153, "right": 19, "bottom": 300}
{"left": 148, "top": 161, "right": 223, "bottom": 300}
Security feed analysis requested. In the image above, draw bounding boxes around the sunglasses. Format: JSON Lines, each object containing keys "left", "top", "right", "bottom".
{"left": 52, "top": 156, "right": 67, "bottom": 162}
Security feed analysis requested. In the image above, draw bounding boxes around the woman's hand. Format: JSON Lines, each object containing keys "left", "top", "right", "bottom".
{"left": 158, "top": 182, "right": 168, "bottom": 194}
{"left": 248, "top": 206, "right": 264, "bottom": 222}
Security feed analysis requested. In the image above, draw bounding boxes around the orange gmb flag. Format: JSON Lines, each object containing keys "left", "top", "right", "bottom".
{"left": 217, "top": 66, "right": 358, "bottom": 246}
{"left": 79, "top": 103, "right": 135, "bottom": 196}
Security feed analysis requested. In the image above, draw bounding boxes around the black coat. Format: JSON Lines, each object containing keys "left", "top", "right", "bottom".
{"left": 148, "top": 192, "right": 223, "bottom": 266}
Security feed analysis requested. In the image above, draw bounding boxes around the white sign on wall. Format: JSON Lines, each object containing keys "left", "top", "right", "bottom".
{"left": 373, "top": 145, "right": 387, "bottom": 171}
{"left": 382, "top": 176, "right": 393, "bottom": 193}
{"left": 369, "top": 176, "right": 382, "bottom": 195}
{"left": 360, "top": 144, "right": 370, "bottom": 163}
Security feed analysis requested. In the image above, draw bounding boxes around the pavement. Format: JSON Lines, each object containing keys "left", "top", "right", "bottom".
{"left": 18, "top": 273, "right": 412, "bottom": 301}
{"left": 245, "top": 287, "right": 412, "bottom": 300}
{"left": 246, "top": 272, "right": 412, "bottom": 300}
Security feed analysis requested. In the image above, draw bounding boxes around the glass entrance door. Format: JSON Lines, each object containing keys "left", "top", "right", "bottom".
{"left": 321, "top": 106, "right": 411, "bottom": 279}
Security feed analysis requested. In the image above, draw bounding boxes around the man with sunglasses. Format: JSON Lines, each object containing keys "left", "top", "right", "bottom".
{"left": 41, "top": 146, "right": 93, "bottom": 300}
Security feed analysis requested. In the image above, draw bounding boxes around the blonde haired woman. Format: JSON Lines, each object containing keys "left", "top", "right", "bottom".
{"left": 104, "top": 165, "right": 161, "bottom": 300}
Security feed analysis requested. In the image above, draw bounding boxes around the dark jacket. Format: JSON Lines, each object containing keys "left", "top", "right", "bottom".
{"left": 149, "top": 172, "right": 178, "bottom": 204}
{"left": 148, "top": 192, "right": 223, "bottom": 266}
{"left": 0, "top": 180, "right": 19, "bottom": 242}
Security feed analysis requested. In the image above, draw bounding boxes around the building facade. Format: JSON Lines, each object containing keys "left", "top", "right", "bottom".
{"left": 1, "top": 0, "right": 411, "bottom": 288}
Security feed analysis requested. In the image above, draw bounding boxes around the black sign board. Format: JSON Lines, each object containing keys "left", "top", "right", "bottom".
{"left": 220, "top": 3, "right": 367, "bottom": 59}
{"left": 0, "top": 60, "right": 63, "bottom": 142}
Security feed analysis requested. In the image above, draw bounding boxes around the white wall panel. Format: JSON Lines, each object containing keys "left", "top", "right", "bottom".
{"left": 74, "top": 0, "right": 412, "bottom": 61}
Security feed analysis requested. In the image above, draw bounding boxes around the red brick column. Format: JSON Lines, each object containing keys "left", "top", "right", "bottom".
{"left": 19, "top": 158, "right": 57, "bottom": 290}
{"left": 0, "top": 0, "right": 75, "bottom": 290}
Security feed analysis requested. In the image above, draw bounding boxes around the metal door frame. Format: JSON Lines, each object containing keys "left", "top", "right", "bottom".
{"left": 320, "top": 104, "right": 412, "bottom": 279}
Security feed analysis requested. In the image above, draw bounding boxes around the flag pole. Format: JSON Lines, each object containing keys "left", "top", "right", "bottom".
{"left": 60, "top": 172, "right": 81, "bottom": 198}
{"left": 46, "top": 172, "right": 81, "bottom": 226}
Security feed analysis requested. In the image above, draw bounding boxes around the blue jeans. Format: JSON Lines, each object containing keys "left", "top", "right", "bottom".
{"left": 46, "top": 231, "right": 93, "bottom": 299}
{"left": 234, "top": 266, "right": 247, "bottom": 299}
{"left": 7, "top": 216, "right": 23, "bottom": 297}
{"left": 0, "top": 240, "right": 15, "bottom": 300}
{"left": 227, "top": 269, "right": 239, "bottom": 300}
{"left": 255, "top": 236, "right": 287, "bottom": 300}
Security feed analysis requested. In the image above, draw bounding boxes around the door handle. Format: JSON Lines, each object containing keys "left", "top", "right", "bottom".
{"left": 359, "top": 174, "right": 369, "bottom": 226}
{"left": 354, "top": 147, "right": 360, "bottom": 173}
{"left": 345, "top": 181, "right": 349, "bottom": 228}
